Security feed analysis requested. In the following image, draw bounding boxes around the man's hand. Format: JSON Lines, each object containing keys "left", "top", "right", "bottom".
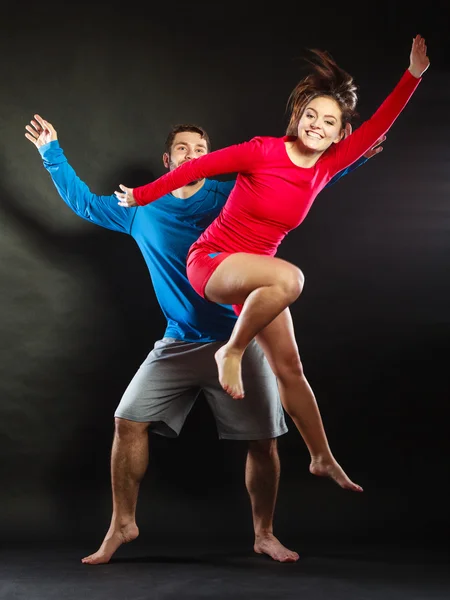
{"left": 344, "top": 123, "right": 386, "bottom": 159}
{"left": 25, "top": 114, "right": 57, "bottom": 148}
{"left": 363, "top": 135, "right": 385, "bottom": 158}
{"left": 115, "top": 184, "right": 137, "bottom": 207}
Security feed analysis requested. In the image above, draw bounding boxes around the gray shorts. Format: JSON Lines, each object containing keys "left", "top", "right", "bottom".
{"left": 115, "top": 338, "right": 288, "bottom": 440}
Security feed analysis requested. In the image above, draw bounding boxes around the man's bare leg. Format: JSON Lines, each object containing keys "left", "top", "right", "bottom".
{"left": 247, "top": 439, "right": 299, "bottom": 563}
{"left": 82, "top": 418, "right": 149, "bottom": 565}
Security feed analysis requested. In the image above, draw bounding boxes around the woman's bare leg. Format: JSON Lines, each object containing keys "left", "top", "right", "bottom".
{"left": 256, "top": 309, "right": 362, "bottom": 492}
{"left": 204, "top": 253, "right": 304, "bottom": 399}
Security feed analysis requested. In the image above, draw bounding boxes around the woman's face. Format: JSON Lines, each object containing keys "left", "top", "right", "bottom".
{"left": 297, "top": 96, "right": 344, "bottom": 152}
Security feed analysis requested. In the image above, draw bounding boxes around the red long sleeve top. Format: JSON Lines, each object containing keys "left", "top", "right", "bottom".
{"left": 133, "top": 70, "right": 420, "bottom": 257}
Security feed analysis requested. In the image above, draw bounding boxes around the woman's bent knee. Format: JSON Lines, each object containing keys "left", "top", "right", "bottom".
{"left": 278, "top": 265, "right": 304, "bottom": 302}
{"left": 273, "top": 355, "right": 304, "bottom": 381}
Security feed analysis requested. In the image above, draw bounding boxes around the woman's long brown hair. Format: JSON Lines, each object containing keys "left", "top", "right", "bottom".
{"left": 286, "top": 49, "right": 359, "bottom": 136}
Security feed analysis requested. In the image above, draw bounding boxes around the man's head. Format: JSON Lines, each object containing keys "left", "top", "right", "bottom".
{"left": 163, "top": 125, "right": 211, "bottom": 174}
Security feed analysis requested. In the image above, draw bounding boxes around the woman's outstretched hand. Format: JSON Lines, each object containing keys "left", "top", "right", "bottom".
{"left": 409, "top": 34, "right": 430, "bottom": 78}
{"left": 115, "top": 184, "right": 137, "bottom": 207}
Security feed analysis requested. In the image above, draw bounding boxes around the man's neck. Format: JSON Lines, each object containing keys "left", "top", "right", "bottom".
{"left": 171, "top": 179, "right": 206, "bottom": 199}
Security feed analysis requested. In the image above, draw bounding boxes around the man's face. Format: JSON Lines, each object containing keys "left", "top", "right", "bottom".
{"left": 163, "top": 131, "right": 208, "bottom": 171}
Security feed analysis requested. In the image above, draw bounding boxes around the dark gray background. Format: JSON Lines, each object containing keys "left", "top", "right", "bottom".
{"left": 1, "top": 1, "right": 448, "bottom": 551}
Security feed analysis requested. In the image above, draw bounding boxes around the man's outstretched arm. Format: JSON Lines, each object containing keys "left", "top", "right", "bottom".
{"left": 25, "top": 114, "right": 136, "bottom": 233}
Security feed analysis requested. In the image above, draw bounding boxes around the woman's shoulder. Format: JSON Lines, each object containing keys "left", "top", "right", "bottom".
{"left": 246, "top": 135, "right": 286, "bottom": 153}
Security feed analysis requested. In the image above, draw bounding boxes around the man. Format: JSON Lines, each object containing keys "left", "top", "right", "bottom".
{"left": 25, "top": 115, "right": 383, "bottom": 564}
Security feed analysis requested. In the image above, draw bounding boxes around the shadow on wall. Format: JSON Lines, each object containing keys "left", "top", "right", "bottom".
{"left": 0, "top": 154, "right": 161, "bottom": 541}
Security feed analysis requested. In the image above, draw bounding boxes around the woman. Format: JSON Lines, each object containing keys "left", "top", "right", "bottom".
{"left": 115, "top": 36, "right": 429, "bottom": 485}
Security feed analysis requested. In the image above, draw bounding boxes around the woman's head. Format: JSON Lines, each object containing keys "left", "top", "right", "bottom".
{"left": 286, "top": 49, "right": 358, "bottom": 148}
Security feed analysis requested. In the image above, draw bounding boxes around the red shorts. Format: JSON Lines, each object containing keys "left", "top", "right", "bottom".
{"left": 186, "top": 247, "right": 243, "bottom": 316}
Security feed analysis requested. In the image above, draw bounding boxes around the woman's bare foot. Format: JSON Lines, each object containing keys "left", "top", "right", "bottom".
{"left": 81, "top": 522, "right": 139, "bottom": 565}
{"left": 214, "top": 345, "right": 244, "bottom": 399}
{"left": 310, "top": 456, "right": 363, "bottom": 492}
{"left": 254, "top": 533, "right": 299, "bottom": 563}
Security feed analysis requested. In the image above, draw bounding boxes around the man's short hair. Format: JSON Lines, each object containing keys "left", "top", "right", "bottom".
{"left": 164, "top": 124, "right": 211, "bottom": 155}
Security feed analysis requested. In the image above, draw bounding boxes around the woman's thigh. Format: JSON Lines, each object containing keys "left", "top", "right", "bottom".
{"left": 204, "top": 253, "right": 304, "bottom": 305}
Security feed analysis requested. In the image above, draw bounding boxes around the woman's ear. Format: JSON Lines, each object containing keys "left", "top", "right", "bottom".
{"left": 334, "top": 128, "right": 346, "bottom": 144}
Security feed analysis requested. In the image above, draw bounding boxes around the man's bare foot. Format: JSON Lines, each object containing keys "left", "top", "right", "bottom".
{"left": 214, "top": 345, "right": 244, "bottom": 399}
{"left": 310, "top": 456, "right": 363, "bottom": 492}
{"left": 81, "top": 523, "right": 139, "bottom": 565}
{"left": 254, "top": 533, "right": 299, "bottom": 563}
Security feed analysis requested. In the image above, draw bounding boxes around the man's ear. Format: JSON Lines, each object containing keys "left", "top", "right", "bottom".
{"left": 163, "top": 152, "right": 170, "bottom": 168}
